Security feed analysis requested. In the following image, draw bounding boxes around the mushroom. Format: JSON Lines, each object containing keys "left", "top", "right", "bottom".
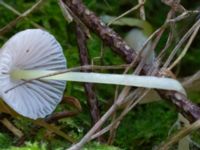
{"left": 0, "top": 29, "right": 66, "bottom": 119}
{"left": 124, "top": 28, "right": 155, "bottom": 64}
{"left": 0, "top": 29, "right": 185, "bottom": 120}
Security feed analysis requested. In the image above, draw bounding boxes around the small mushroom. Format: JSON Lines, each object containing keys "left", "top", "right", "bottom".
{"left": 124, "top": 28, "right": 155, "bottom": 64}
{"left": 0, "top": 29, "right": 66, "bottom": 119}
{"left": 0, "top": 29, "right": 185, "bottom": 120}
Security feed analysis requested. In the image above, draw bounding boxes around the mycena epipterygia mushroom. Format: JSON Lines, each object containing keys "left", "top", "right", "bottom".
{"left": 0, "top": 29, "right": 185, "bottom": 119}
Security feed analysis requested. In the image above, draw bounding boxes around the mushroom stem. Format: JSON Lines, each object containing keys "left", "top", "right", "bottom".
{"left": 11, "top": 70, "right": 185, "bottom": 94}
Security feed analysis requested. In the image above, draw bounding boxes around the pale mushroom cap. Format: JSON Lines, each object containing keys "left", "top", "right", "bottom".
{"left": 0, "top": 29, "right": 67, "bottom": 119}
{"left": 125, "top": 28, "right": 155, "bottom": 64}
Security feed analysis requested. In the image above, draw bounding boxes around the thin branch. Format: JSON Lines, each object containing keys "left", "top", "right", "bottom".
{"left": 0, "top": 118, "right": 23, "bottom": 138}
{"left": 107, "top": 2, "right": 144, "bottom": 26}
{"left": 0, "top": 0, "right": 44, "bottom": 35}
{"left": 91, "top": 89, "right": 150, "bottom": 140}
{"left": 138, "top": 0, "right": 146, "bottom": 20}
{"left": 168, "top": 21, "right": 200, "bottom": 70}
{"left": 182, "top": 70, "right": 200, "bottom": 87}
{"left": 45, "top": 111, "right": 79, "bottom": 123}
{"left": 0, "top": 0, "right": 43, "bottom": 29}
{"left": 161, "top": 0, "right": 186, "bottom": 13}
{"left": 76, "top": 24, "right": 103, "bottom": 141}
{"left": 163, "top": 18, "right": 200, "bottom": 68}
{"left": 158, "top": 120, "right": 200, "bottom": 150}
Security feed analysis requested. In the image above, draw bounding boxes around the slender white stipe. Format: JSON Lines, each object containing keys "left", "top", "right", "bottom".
{"left": 11, "top": 70, "right": 186, "bottom": 95}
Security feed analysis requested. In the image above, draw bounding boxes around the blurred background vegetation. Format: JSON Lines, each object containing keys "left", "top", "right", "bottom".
{"left": 0, "top": 0, "right": 200, "bottom": 149}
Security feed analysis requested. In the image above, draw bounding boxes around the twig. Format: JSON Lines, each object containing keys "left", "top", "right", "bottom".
{"left": 0, "top": 0, "right": 44, "bottom": 35}
{"left": 167, "top": 10, "right": 199, "bottom": 23}
{"left": 68, "top": 103, "right": 117, "bottom": 150}
{"left": 138, "top": 0, "right": 146, "bottom": 20}
{"left": 76, "top": 24, "right": 102, "bottom": 141}
{"left": 168, "top": 21, "right": 200, "bottom": 70}
{"left": 161, "top": 0, "right": 186, "bottom": 13}
{"left": 63, "top": 0, "right": 137, "bottom": 64}
{"left": 157, "top": 120, "right": 200, "bottom": 150}
{"left": 107, "top": 85, "right": 119, "bottom": 144}
{"left": 177, "top": 114, "right": 190, "bottom": 150}
{"left": 0, "top": 118, "right": 23, "bottom": 138}
{"left": 182, "top": 70, "right": 200, "bottom": 87}
{"left": 45, "top": 111, "right": 79, "bottom": 123}
{"left": 0, "top": 0, "right": 43, "bottom": 29}
{"left": 163, "top": 18, "right": 200, "bottom": 68}
{"left": 107, "top": 2, "right": 144, "bottom": 26}
{"left": 91, "top": 89, "right": 150, "bottom": 140}
{"left": 156, "top": 31, "right": 173, "bottom": 62}
{"left": 76, "top": 24, "right": 100, "bottom": 125}
{"left": 16, "top": 96, "right": 81, "bottom": 146}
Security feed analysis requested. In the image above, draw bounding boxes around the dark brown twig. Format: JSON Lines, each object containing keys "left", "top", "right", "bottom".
{"left": 63, "top": 0, "right": 137, "bottom": 64}
{"left": 76, "top": 24, "right": 104, "bottom": 142}
{"left": 76, "top": 24, "right": 101, "bottom": 126}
